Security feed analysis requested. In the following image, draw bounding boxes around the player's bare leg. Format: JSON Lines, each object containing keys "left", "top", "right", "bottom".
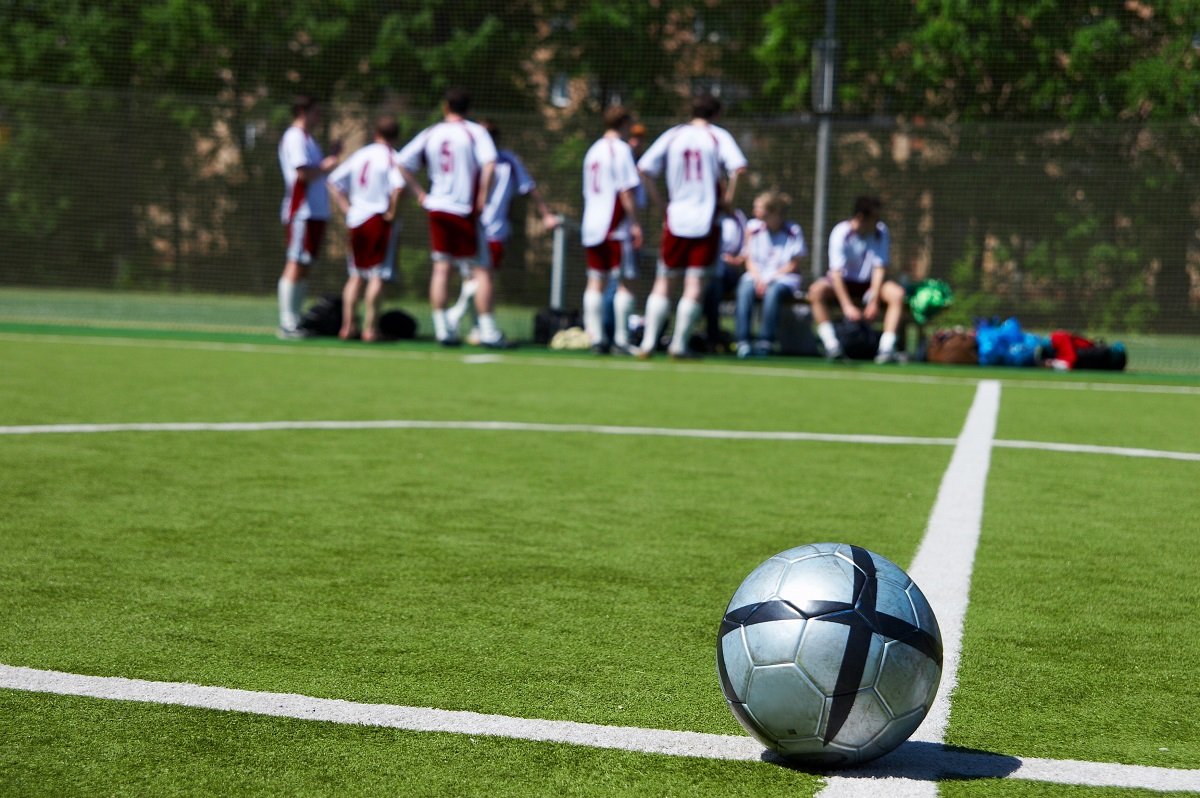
{"left": 874, "top": 280, "right": 907, "bottom": 363}
{"left": 362, "top": 277, "right": 385, "bottom": 342}
{"left": 340, "top": 273, "right": 363, "bottom": 340}
{"left": 470, "top": 265, "right": 505, "bottom": 347}
{"left": 808, "top": 277, "right": 843, "bottom": 358}
{"left": 429, "top": 258, "right": 456, "bottom": 344}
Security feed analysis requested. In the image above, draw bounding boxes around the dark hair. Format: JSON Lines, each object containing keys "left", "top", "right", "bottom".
{"left": 691, "top": 94, "right": 722, "bottom": 121}
{"left": 482, "top": 118, "right": 500, "bottom": 145}
{"left": 853, "top": 195, "right": 883, "bottom": 218}
{"left": 375, "top": 115, "right": 399, "bottom": 142}
{"left": 444, "top": 87, "right": 471, "bottom": 115}
{"left": 604, "top": 106, "right": 632, "bottom": 131}
{"left": 291, "top": 94, "right": 319, "bottom": 118}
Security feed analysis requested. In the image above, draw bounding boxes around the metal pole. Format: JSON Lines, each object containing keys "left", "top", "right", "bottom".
{"left": 550, "top": 213, "right": 567, "bottom": 310}
{"left": 811, "top": 0, "right": 837, "bottom": 280}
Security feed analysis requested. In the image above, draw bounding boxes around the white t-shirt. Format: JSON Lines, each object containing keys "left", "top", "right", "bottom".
{"left": 279, "top": 125, "right": 330, "bottom": 222}
{"left": 396, "top": 119, "right": 497, "bottom": 217}
{"left": 580, "top": 136, "right": 641, "bottom": 247}
{"left": 827, "top": 220, "right": 890, "bottom": 284}
{"left": 719, "top": 210, "right": 748, "bottom": 258}
{"left": 480, "top": 150, "right": 536, "bottom": 243}
{"left": 326, "top": 142, "right": 406, "bottom": 229}
{"left": 744, "top": 218, "right": 807, "bottom": 290}
{"left": 637, "top": 122, "right": 748, "bottom": 238}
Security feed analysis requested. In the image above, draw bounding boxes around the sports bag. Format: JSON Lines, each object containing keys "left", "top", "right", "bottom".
{"left": 927, "top": 327, "right": 977, "bottom": 365}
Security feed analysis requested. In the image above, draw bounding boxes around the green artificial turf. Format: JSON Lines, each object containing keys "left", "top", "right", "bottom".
{"left": 2, "top": 327, "right": 1199, "bottom": 795}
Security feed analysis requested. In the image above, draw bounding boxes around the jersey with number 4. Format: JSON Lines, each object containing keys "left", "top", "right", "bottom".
{"left": 581, "top": 136, "right": 640, "bottom": 247}
{"left": 327, "top": 143, "right": 406, "bottom": 229}
{"left": 638, "top": 123, "right": 747, "bottom": 239}
{"left": 396, "top": 120, "right": 497, "bottom": 218}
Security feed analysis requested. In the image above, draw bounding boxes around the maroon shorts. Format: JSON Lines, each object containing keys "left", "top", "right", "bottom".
{"left": 428, "top": 210, "right": 479, "bottom": 259}
{"left": 660, "top": 223, "right": 720, "bottom": 269}
{"left": 843, "top": 280, "right": 872, "bottom": 302}
{"left": 488, "top": 240, "right": 505, "bottom": 270}
{"left": 585, "top": 240, "right": 623, "bottom": 272}
{"left": 348, "top": 214, "right": 392, "bottom": 270}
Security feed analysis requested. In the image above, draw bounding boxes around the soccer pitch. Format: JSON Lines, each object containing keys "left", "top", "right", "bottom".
{"left": 1, "top": 328, "right": 1198, "bottom": 796}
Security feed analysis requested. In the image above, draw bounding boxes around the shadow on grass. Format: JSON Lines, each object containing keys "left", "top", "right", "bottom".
{"left": 763, "top": 740, "right": 1022, "bottom": 781}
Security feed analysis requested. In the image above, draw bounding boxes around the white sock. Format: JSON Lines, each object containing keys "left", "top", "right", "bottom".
{"left": 583, "top": 289, "right": 604, "bottom": 345}
{"left": 670, "top": 297, "right": 701, "bottom": 354}
{"left": 878, "top": 331, "right": 897, "bottom": 354}
{"left": 447, "top": 282, "right": 475, "bottom": 331}
{"left": 613, "top": 290, "right": 634, "bottom": 347}
{"left": 478, "top": 313, "right": 501, "bottom": 343}
{"left": 817, "top": 321, "right": 840, "bottom": 352}
{"left": 640, "top": 293, "right": 670, "bottom": 352}
{"left": 278, "top": 277, "right": 298, "bottom": 330}
{"left": 433, "top": 309, "right": 450, "bottom": 341}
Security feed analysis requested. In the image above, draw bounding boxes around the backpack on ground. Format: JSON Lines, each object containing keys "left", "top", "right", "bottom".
{"left": 298, "top": 295, "right": 343, "bottom": 337}
{"left": 834, "top": 320, "right": 882, "bottom": 360}
{"left": 534, "top": 307, "right": 583, "bottom": 345}
{"left": 1048, "top": 331, "right": 1127, "bottom": 371}
{"left": 927, "top": 327, "right": 977, "bottom": 365}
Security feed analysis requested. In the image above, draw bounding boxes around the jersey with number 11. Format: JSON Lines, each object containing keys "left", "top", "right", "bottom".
{"left": 638, "top": 123, "right": 747, "bottom": 239}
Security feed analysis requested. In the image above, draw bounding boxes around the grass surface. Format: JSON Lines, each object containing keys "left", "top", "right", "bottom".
{"left": 2, "top": 326, "right": 1199, "bottom": 796}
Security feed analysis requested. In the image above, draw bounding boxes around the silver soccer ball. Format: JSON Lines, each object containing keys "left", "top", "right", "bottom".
{"left": 717, "top": 542, "right": 942, "bottom": 767}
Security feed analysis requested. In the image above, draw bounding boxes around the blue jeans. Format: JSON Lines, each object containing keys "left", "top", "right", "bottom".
{"left": 736, "top": 275, "right": 794, "bottom": 344}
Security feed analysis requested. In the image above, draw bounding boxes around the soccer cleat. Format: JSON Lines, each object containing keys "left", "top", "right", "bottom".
{"left": 668, "top": 349, "right": 702, "bottom": 361}
{"left": 873, "top": 350, "right": 905, "bottom": 364}
{"left": 633, "top": 347, "right": 653, "bottom": 360}
{"left": 610, "top": 342, "right": 637, "bottom": 356}
{"left": 824, "top": 343, "right": 849, "bottom": 363}
{"left": 437, "top": 335, "right": 462, "bottom": 348}
{"left": 591, "top": 342, "right": 611, "bottom": 355}
{"left": 277, "top": 326, "right": 313, "bottom": 340}
{"left": 480, "top": 332, "right": 511, "bottom": 350}
{"left": 736, "top": 342, "right": 753, "bottom": 359}
{"left": 753, "top": 340, "right": 773, "bottom": 357}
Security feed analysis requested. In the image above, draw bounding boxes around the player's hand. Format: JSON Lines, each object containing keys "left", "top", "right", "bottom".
{"left": 328, "top": 139, "right": 344, "bottom": 157}
{"left": 864, "top": 301, "right": 880, "bottom": 322}
{"left": 842, "top": 304, "right": 862, "bottom": 322}
{"left": 541, "top": 212, "right": 560, "bottom": 231}
{"left": 755, "top": 278, "right": 767, "bottom": 298}
{"left": 630, "top": 223, "right": 644, "bottom": 249}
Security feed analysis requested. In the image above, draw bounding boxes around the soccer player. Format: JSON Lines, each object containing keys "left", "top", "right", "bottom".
{"left": 809, "top": 195, "right": 906, "bottom": 363}
{"left": 278, "top": 95, "right": 342, "bottom": 339}
{"left": 734, "top": 191, "right": 807, "bottom": 358}
{"left": 396, "top": 87, "right": 502, "bottom": 347}
{"left": 636, "top": 95, "right": 747, "bottom": 358}
{"left": 326, "top": 115, "right": 406, "bottom": 342}
{"left": 581, "top": 106, "right": 643, "bottom": 353}
{"left": 445, "top": 119, "right": 559, "bottom": 342}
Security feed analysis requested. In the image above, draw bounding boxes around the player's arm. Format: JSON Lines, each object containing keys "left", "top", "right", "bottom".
{"left": 618, "top": 187, "right": 643, "bottom": 249}
{"left": 327, "top": 181, "right": 351, "bottom": 217}
{"left": 638, "top": 170, "right": 664, "bottom": 215}
{"left": 527, "top": 186, "right": 559, "bottom": 230}
{"left": 385, "top": 186, "right": 405, "bottom": 223}
{"left": 476, "top": 160, "right": 495, "bottom": 216}
{"left": 722, "top": 167, "right": 746, "bottom": 213}
{"left": 397, "top": 165, "right": 426, "bottom": 206}
{"left": 864, "top": 261, "right": 886, "bottom": 321}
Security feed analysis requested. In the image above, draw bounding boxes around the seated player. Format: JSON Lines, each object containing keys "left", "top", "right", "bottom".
{"left": 734, "top": 191, "right": 807, "bottom": 358}
{"left": 808, "top": 195, "right": 906, "bottom": 363}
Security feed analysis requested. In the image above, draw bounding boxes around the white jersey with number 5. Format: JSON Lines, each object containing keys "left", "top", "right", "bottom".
{"left": 638, "top": 122, "right": 747, "bottom": 239}
{"left": 327, "top": 143, "right": 406, "bottom": 229}
{"left": 581, "top": 136, "right": 641, "bottom": 247}
{"left": 396, "top": 120, "right": 497, "bottom": 217}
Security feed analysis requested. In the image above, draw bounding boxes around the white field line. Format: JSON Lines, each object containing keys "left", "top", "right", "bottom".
{"left": 816, "top": 380, "right": 1001, "bottom": 798}
{"left": 3, "top": 331, "right": 1199, "bottom": 396}
{"left": 2, "top": 663, "right": 1198, "bottom": 793}
{"left": 2, "top": 418, "right": 1198, "bottom": 465}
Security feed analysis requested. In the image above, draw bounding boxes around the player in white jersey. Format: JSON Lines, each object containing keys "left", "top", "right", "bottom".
{"left": 580, "top": 106, "right": 643, "bottom": 353}
{"left": 277, "top": 95, "right": 342, "bottom": 339}
{"left": 809, "top": 195, "right": 907, "bottom": 363}
{"left": 327, "top": 116, "right": 407, "bottom": 343}
{"left": 635, "top": 95, "right": 747, "bottom": 358}
{"left": 446, "top": 120, "right": 559, "bottom": 343}
{"left": 396, "top": 88, "right": 502, "bottom": 347}
{"left": 734, "top": 191, "right": 808, "bottom": 358}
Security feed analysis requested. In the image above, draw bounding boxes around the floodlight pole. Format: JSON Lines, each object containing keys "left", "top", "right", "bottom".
{"left": 811, "top": 0, "right": 837, "bottom": 280}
